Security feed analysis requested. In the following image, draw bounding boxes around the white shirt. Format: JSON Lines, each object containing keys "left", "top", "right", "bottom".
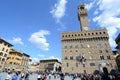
{"left": 38, "top": 74, "right": 42, "bottom": 78}
{"left": 6, "top": 74, "right": 11, "bottom": 80}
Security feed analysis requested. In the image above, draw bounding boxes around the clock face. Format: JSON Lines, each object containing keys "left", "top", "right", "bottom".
{"left": 83, "top": 27, "right": 88, "bottom": 30}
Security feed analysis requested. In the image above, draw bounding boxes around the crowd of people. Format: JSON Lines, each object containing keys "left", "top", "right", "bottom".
{"left": 3, "top": 67, "right": 120, "bottom": 80}
{"left": 37, "top": 67, "right": 120, "bottom": 80}
{"left": 4, "top": 71, "right": 29, "bottom": 80}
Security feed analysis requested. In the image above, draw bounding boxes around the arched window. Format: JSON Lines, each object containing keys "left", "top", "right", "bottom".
{"left": 67, "top": 63, "right": 69, "bottom": 67}
{"left": 75, "top": 45, "right": 78, "bottom": 48}
{"left": 2, "top": 48, "right": 4, "bottom": 51}
{"left": 4, "top": 54, "right": 7, "bottom": 57}
{"left": 106, "top": 50, "right": 109, "bottom": 53}
{"left": 96, "top": 44, "right": 101, "bottom": 48}
{"left": 80, "top": 44, "right": 83, "bottom": 48}
{"left": 64, "top": 56, "right": 68, "bottom": 60}
{"left": 103, "top": 43, "right": 107, "bottom": 48}
{"left": 64, "top": 46, "right": 67, "bottom": 49}
{"left": 70, "top": 45, "right": 72, "bottom": 48}
{"left": 107, "top": 55, "right": 111, "bottom": 60}
{"left": 70, "top": 56, "right": 73, "bottom": 60}
{"left": 0, "top": 52, "right": 3, "bottom": 56}
{"left": 2, "top": 58, "right": 5, "bottom": 62}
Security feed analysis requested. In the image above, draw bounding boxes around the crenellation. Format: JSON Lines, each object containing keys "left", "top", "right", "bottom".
{"left": 61, "top": 29, "right": 109, "bottom": 40}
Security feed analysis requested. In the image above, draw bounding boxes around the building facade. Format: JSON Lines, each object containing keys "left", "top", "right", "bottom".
{"left": 0, "top": 37, "right": 13, "bottom": 70}
{"left": 28, "top": 62, "right": 39, "bottom": 72}
{"left": 21, "top": 53, "right": 30, "bottom": 71}
{"left": 39, "top": 59, "right": 61, "bottom": 73}
{"left": 61, "top": 4, "right": 116, "bottom": 74}
{"left": 5, "top": 49, "right": 23, "bottom": 71}
{"left": 115, "top": 33, "right": 120, "bottom": 71}
{"left": 115, "top": 34, "right": 120, "bottom": 55}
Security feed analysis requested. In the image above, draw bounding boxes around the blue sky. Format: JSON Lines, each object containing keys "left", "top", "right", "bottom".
{"left": 0, "top": 0, "right": 120, "bottom": 62}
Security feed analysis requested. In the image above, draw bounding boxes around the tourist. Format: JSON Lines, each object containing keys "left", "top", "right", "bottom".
{"left": 47, "top": 73, "right": 52, "bottom": 79}
{"left": 101, "top": 67, "right": 110, "bottom": 80}
{"left": 20, "top": 72, "right": 25, "bottom": 80}
{"left": 60, "top": 73, "right": 64, "bottom": 80}
{"left": 109, "top": 69, "right": 116, "bottom": 80}
{"left": 117, "top": 73, "right": 120, "bottom": 80}
{"left": 25, "top": 72, "right": 29, "bottom": 80}
{"left": 37, "top": 73, "right": 42, "bottom": 80}
{"left": 5, "top": 72, "right": 12, "bottom": 80}
{"left": 42, "top": 74, "right": 47, "bottom": 80}
{"left": 12, "top": 72, "right": 18, "bottom": 80}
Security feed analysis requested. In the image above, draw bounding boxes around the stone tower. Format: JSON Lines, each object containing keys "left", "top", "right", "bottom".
{"left": 61, "top": 3, "right": 116, "bottom": 74}
{"left": 78, "top": 4, "right": 90, "bottom": 31}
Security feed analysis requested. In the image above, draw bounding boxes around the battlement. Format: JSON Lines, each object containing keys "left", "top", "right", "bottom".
{"left": 61, "top": 29, "right": 109, "bottom": 41}
{"left": 78, "top": 9, "right": 88, "bottom": 15}
{"left": 78, "top": 4, "right": 88, "bottom": 16}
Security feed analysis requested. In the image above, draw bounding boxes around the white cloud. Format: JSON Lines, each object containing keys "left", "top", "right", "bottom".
{"left": 32, "top": 57, "right": 39, "bottom": 62}
{"left": 50, "top": 0, "right": 67, "bottom": 23}
{"left": 29, "top": 30, "right": 50, "bottom": 51}
{"left": 38, "top": 54, "right": 45, "bottom": 58}
{"left": 94, "top": 10, "right": 99, "bottom": 15}
{"left": 85, "top": 0, "right": 96, "bottom": 11}
{"left": 93, "top": 0, "right": 120, "bottom": 48}
{"left": 9, "top": 37, "right": 24, "bottom": 45}
{"left": 44, "top": 56, "right": 61, "bottom": 62}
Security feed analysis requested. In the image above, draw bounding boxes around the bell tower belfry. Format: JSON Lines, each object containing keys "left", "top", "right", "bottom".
{"left": 78, "top": 4, "right": 90, "bottom": 31}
